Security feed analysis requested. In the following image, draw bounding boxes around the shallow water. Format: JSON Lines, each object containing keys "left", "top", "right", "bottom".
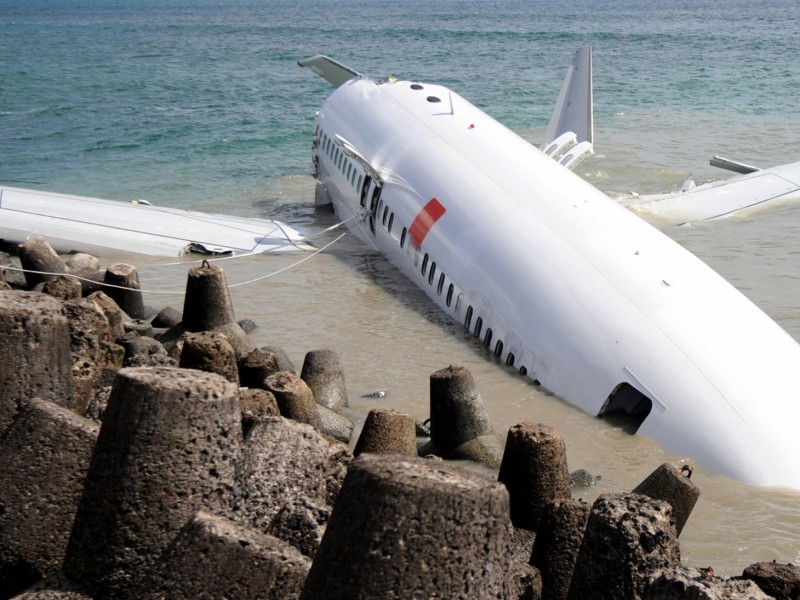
{"left": 4, "top": 0, "right": 800, "bottom": 576}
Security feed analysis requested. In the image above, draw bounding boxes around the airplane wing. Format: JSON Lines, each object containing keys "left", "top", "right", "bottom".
{"left": 636, "top": 160, "right": 800, "bottom": 224}
{"left": 541, "top": 46, "right": 594, "bottom": 169}
{"left": 298, "top": 55, "right": 363, "bottom": 87}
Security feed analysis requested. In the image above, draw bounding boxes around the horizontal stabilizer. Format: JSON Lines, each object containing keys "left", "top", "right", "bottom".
{"left": 542, "top": 46, "right": 593, "bottom": 149}
{"left": 298, "top": 55, "right": 363, "bottom": 87}
{"left": 710, "top": 155, "right": 761, "bottom": 175}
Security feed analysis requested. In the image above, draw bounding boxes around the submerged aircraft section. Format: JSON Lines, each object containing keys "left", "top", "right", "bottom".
{"left": 302, "top": 51, "right": 800, "bottom": 489}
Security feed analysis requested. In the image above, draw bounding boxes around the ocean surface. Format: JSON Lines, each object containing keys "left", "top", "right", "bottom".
{"left": 3, "top": 0, "right": 800, "bottom": 576}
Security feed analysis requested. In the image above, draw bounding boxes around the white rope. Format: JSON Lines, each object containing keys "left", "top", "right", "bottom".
{"left": 1, "top": 227, "right": 353, "bottom": 296}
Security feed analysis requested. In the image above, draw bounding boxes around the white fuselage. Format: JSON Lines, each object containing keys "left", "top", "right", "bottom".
{"left": 312, "top": 77, "right": 800, "bottom": 489}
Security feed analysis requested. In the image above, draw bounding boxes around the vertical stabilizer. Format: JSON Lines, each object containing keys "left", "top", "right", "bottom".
{"left": 542, "top": 46, "right": 593, "bottom": 149}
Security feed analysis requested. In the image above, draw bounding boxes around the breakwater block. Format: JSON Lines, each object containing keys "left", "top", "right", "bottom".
{"left": 179, "top": 331, "right": 239, "bottom": 384}
{"left": 428, "top": 365, "right": 503, "bottom": 468}
{"left": 0, "top": 399, "right": 99, "bottom": 598}
{"left": 64, "top": 298, "right": 123, "bottom": 416}
{"left": 40, "top": 275, "right": 82, "bottom": 300}
{"left": 567, "top": 493, "right": 680, "bottom": 599}
{"left": 238, "top": 416, "right": 351, "bottom": 539}
{"left": 742, "top": 562, "right": 800, "bottom": 599}
{"left": 530, "top": 499, "right": 590, "bottom": 600}
{"left": 238, "top": 347, "right": 281, "bottom": 388}
{"left": 300, "top": 454, "right": 517, "bottom": 599}
{"left": 647, "top": 565, "right": 772, "bottom": 598}
{"left": 316, "top": 404, "right": 354, "bottom": 444}
{"left": 498, "top": 422, "right": 572, "bottom": 531}
{"left": 353, "top": 408, "right": 416, "bottom": 457}
{"left": 300, "top": 349, "right": 349, "bottom": 409}
{"left": 131, "top": 511, "right": 311, "bottom": 599}
{"left": 239, "top": 388, "right": 280, "bottom": 436}
{"left": 62, "top": 367, "right": 241, "bottom": 599}
{"left": 264, "top": 371, "right": 320, "bottom": 427}
{"left": 181, "top": 261, "right": 236, "bottom": 332}
{"left": 103, "top": 263, "right": 145, "bottom": 319}
{"left": 632, "top": 463, "right": 700, "bottom": 537}
{"left": 0, "top": 291, "right": 73, "bottom": 436}
{"left": 17, "top": 237, "right": 66, "bottom": 288}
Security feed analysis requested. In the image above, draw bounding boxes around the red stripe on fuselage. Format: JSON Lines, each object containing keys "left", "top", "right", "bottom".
{"left": 409, "top": 198, "right": 446, "bottom": 248}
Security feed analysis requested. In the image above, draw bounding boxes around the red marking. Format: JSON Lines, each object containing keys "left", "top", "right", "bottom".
{"left": 409, "top": 198, "right": 446, "bottom": 248}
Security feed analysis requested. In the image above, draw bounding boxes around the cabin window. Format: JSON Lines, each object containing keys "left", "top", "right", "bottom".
{"left": 484, "top": 328, "right": 493, "bottom": 348}
{"left": 421, "top": 253, "right": 429, "bottom": 275}
{"left": 347, "top": 163, "right": 352, "bottom": 180}
{"left": 438, "top": 273, "right": 446, "bottom": 296}
{"left": 411, "top": 83, "right": 424, "bottom": 90}
{"left": 494, "top": 340, "right": 503, "bottom": 358}
{"left": 382, "top": 205, "right": 389, "bottom": 226}
{"left": 465, "top": 306, "right": 473, "bottom": 329}
{"left": 356, "top": 174, "right": 362, "bottom": 190}
{"left": 506, "top": 352, "right": 515, "bottom": 367}
{"left": 474, "top": 316, "right": 482, "bottom": 338}
{"left": 446, "top": 283, "right": 454, "bottom": 307}
{"left": 427, "top": 96, "right": 441, "bottom": 103}
{"left": 519, "top": 366, "right": 528, "bottom": 376}
{"left": 428, "top": 262, "right": 437, "bottom": 285}
{"left": 400, "top": 227, "right": 407, "bottom": 248}
{"left": 388, "top": 213, "right": 394, "bottom": 234}
{"left": 334, "top": 147, "right": 339, "bottom": 163}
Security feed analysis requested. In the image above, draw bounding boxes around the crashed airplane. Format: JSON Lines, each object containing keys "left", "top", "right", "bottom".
{"left": 301, "top": 47, "right": 800, "bottom": 489}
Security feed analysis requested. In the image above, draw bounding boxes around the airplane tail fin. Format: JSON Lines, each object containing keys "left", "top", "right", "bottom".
{"left": 298, "top": 55, "right": 363, "bottom": 87}
{"left": 541, "top": 46, "right": 593, "bottom": 169}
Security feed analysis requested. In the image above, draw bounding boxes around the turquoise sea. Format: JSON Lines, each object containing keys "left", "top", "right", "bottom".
{"left": 3, "top": 0, "right": 800, "bottom": 576}
{"left": 3, "top": 0, "right": 799, "bottom": 211}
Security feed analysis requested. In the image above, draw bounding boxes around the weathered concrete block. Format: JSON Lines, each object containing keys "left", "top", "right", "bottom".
{"left": 237, "top": 416, "right": 351, "bottom": 533}
{"left": 0, "top": 399, "right": 99, "bottom": 598}
{"left": 429, "top": 365, "right": 493, "bottom": 454}
{"left": 103, "top": 263, "right": 145, "bottom": 319}
{"left": 151, "top": 306, "right": 182, "bottom": 329}
{"left": 353, "top": 408, "right": 416, "bottom": 457}
{"left": 41, "top": 275, "right": 82, "bottom": 300}
{"left": 239, "top": 388, "right": 280, "bottom": 437}
{"left": 63, "top": 298, "right": 122, "bottom": 415}
{"left": 86, "top": 291, "right": 126, "bottom": 338}
{"left": 178, "top": 331, "right": 239, "bottom": 384}
{"left": 742, "top": 561, "right": 800, "bottom": 599}
{"left": 132, "top": 511, "right": 310, "bottom": 600}
{"left": 300, "top": 348, "right": 349, "bottom": 409}
{"left": 530, "top": 499, "right": 591, "bottom": 600}
{"left": 567, "top": 493, "right": 680, "bottom": 600}
{"left": 267, "top": 497, "right": 331, "bottom": 559}
{"left": 300, "top": 454, "right": 517, "bottom": 599}
{"left": 182, "top": 261, "right": 236, "bottom": 332}
{"left": 498, "top": 422, "right": 571, "bottom": 531}
{"left": 646, "top": 566, "right": 772, "bottom": 599}
{"left": 238, "top": 347, "right": 281, "bottom": 388}
{"left": 8, "top": 572, "right": 92, "bottom": 599}
{"left": 316, "top": 404, "right": 354, "bottom": 444}
{"left": 0, "top": 291, "right": 73, "bottom": 436}
{"left": 62, "top": 367, "right": 241, "bottom": 599}
{"left": 632, "top": 463, "right": 700, "bottom": 537}
{"left": 17, "top": 237, "right": 66, "bottom": 288}
{"left": 264, "top": 371, "right": 320, "bottom": 427}
{"left": 115, "top": 332, "right": 171, "bottom": 367}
